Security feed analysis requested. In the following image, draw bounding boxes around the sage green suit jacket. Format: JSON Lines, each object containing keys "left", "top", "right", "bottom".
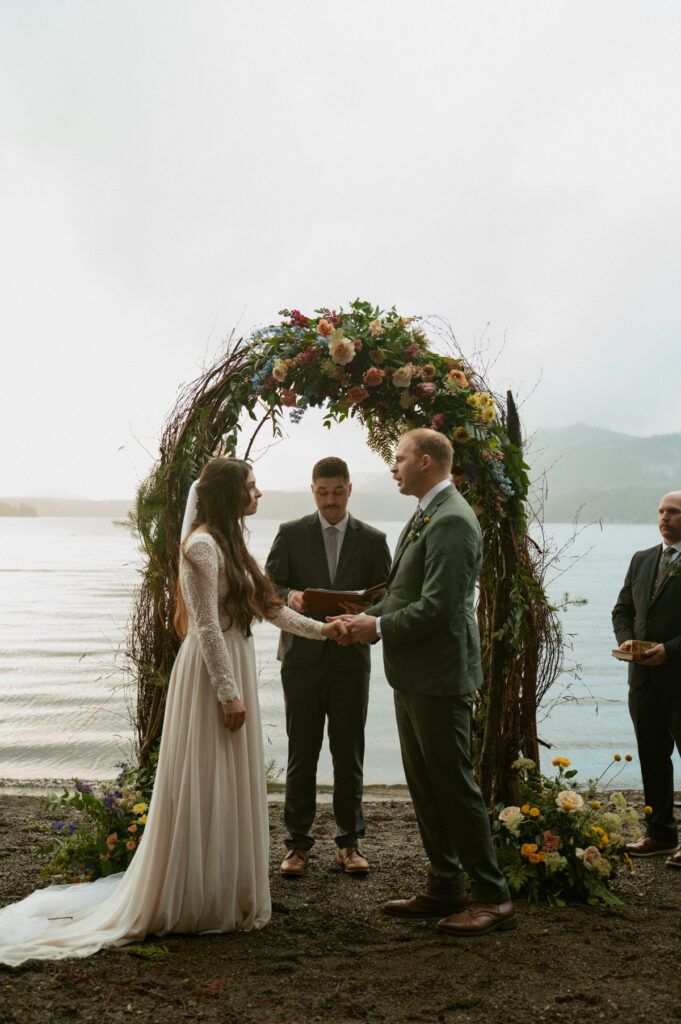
{"left": 368, "top": 484, "right": 483, "bottom": 698}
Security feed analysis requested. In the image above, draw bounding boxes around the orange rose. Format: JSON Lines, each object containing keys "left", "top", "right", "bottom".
{"left": 281, "top": 389, "right": 297, "bottom": 407}
{"left": 126, "top": 840, "right": 136, "bottom": 851}
{"left": 448, "top": 369, "right": 468, "bottom": 387}
{"left": 364, "top": 367, "right": 386, "bottom": 387}
{"left": 347, "top": 386, "right": 369, "bottom": 404}
{"left": 317, "top": 318, "right": 333, "bottom": 338}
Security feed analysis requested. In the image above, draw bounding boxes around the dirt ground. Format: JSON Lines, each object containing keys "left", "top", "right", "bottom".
{"left": 0, "top": 793, "right": 680, "bottom": 1024}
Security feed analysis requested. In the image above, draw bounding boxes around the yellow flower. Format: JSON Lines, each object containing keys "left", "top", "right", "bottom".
{"left": 467, "top": 393, "right": 481, "bottom": 408}
{"left": 644, "top": 805, "right": 653, "bottom": 815}
{"left": 452, "top": 426, "right": 470, "bottom": 444}
{"left": 521, "top": 843, "right": 538, "bottom": 858}
{"left": 529, "top": 851, "right": 547, "bottom": 864}
{"left": 613, "top": 754, "right": 622, "bottom": 762}
{"left": 625, "top": 754, "right": 632, "bottom": 762}
{"left": 623, "top": 853, "right": 634, "bottom": 872}
{"left": 521, "top": 803, "right": 530, "bottom": 814}
{"left": 592, "top": 826, "right": 604, "bottom": 836}
{"left": 529, "top": 808, "right": 540, "bottom": 818}
{"left": 132, "top": 802, "right": 148, "bottom": 815}
{"left": 137, "top": 814, "right": 148, "bottom": 825}
{"left": 591, "top": 801, "right": 601, "bottom": 810}
{"left": 552, "top": 757, "right": 571, "bottom": 768}
{"left": 482, "top": 407, "right": 496, "bottom": 422}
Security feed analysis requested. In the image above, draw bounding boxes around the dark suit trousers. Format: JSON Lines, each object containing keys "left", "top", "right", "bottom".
{"left": 282, "top": 656, "right": 369, "bottom": 851}
{"left": 629, "top": 676, "right": 681, "bottom": 844}
{"left": 394, "top": 690, "right": 510, "bottom": 903}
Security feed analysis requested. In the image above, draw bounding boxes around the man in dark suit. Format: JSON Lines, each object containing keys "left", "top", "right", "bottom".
{"left": 612, "top": 490, "right": 681, "bottom": 867}
{"left": 341, "top": 429, "right": 515, "bottom": 935}
{"left": 265, "top": 457, "right": 391, "bottom": 878}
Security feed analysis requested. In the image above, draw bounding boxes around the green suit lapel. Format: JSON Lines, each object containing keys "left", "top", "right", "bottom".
{"left": 389, "top": 485, "right": 454, "bottom": 580}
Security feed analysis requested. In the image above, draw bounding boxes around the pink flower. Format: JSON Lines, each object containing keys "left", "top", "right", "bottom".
{"left": 430, "top": 413, "right": 445, "bottom": 430}
{"left": 415, "top": 382, "right": 437, "bottom": 398}
{"left": 296, "top": 347, "right": 319, "bottom": 365}
{"left": 403, "top": 342, "right": 421, "bottom": 360}
{"left": 364, "top": 367, "right": 386, "bottom": 387}
{"left": 542, "top": 830, "right": 561, "bottom": 852}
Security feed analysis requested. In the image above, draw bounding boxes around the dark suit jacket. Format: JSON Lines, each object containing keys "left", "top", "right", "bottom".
{"left": 265, "top": 512, "right": 392, "bottom": 671}
{"left": 368, "top": 484, "right": 484, "bottom": 698}
{"left": 612, "top": 543, "right": 681, "bottom": 690}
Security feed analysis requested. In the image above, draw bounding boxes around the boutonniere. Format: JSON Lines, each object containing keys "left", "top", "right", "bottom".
{"left": 668, "top": 558, "right": 681, "bottom": 578}
{"left": 407, "top": 511, "right": 430, "bottom": 543}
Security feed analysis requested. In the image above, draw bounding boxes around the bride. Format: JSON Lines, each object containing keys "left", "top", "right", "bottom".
{"left": 0, "top": 457, "right": 346, "bottom": 966}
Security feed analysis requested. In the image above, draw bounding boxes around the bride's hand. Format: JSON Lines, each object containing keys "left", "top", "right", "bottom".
{"left": 222, "top": 698, "right": 246, "bottom": 731}
{"left": 322, "top": 619, "right": 349, "bottom": 643}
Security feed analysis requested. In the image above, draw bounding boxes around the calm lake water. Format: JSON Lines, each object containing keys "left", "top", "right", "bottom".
{"left": 1, "top": 516, "right": 678, "bottom": 790}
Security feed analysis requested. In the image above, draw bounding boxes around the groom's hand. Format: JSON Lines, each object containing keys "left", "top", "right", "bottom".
{"left": 345, "top": 615, "right": 378, "bottom": 644}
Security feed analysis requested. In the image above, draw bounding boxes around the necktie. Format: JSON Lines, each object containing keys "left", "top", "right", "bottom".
{"left": 654, "top": 547, "right": 675, "bottom": 593}
{"left": 324, "top": 527, "right": 340, "bottom": 584}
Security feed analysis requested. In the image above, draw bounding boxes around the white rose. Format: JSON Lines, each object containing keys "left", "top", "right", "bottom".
{"left": 392, "top": 365, "right": 414, "bottom": 388}
{"left": 272, "top": 359, "right": 287, "bottom": 382}
{"left": 329, "top": 336, "right": 356, "bottom": 365}
{"left": 555, "top": 790, "right": 584, "bottom": 813}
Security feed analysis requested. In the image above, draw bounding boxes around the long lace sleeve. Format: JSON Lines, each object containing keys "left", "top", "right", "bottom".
{"left": 270, "top": 604, "right": 326, "bottom": 641}
{"left": 181, "top": 536, "right": 240, "bottom": 703}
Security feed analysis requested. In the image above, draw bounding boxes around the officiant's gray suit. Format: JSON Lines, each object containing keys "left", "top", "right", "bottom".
{"left": 368, "top": 484, "right": 509, "bottom": 903}
{"left": 266, "top": 513, "right": 391, "bottom": 851}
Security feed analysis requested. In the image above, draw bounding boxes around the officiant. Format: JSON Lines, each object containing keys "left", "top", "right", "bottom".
{"left": 266, "top": 457, "right": 391, "bottom": 878}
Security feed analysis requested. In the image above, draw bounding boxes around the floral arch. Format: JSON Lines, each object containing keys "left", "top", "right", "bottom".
{"left": 129, "top": 300, "right": 561, "bottom": 806}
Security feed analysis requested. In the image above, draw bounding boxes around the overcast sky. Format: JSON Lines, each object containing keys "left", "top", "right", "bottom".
{"left": 1, "top": 1, "right": 679, "bottom": 499}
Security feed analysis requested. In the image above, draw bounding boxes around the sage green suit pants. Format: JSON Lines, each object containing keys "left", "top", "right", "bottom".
{"left": 394, "top": 689, "right": 510, "bottom": 904}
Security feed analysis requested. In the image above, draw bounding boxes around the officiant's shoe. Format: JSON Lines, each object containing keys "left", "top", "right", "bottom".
{"left": 280, "top": 849, "right": 310, "bottom": 877}
{"left": 336, "top": 846, "right": 370, "bottom": 875}
{"left": 382, "top": 891, "right": 469, "bottom": 918}
{"left": 665, "top": 845, "right": 681, "bottom": 868}
{"left": 435, "top": 900, "right": 516, "bottom": 936}
{"left": 625, "top": 836, "right": 678, "bottom": 858}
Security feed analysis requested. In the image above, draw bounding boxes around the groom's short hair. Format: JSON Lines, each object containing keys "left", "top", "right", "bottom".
{"left": 405, "top": 429, "right": 453, "bottom": 472}
{"left": 312, "top": 457, "right": 350, "bottom": 482}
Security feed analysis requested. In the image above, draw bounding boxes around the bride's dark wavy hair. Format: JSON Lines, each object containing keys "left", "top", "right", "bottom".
{"left": 174, "top": 458, "right": 282, "bottom": 638}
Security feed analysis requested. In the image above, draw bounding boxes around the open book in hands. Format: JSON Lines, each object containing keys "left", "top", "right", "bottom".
{"left": 302, "top": 582, "right": 387, "bottom": 617}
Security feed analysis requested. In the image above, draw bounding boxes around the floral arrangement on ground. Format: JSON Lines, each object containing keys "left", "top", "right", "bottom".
{"left": 37, "top": 756, "right": 157, "bottom": 882}
{"left": 246, "top": 299, "right": 525, "bottom": 515}
{"left": 493, "top": 756, "right": 642, "bottom": 906}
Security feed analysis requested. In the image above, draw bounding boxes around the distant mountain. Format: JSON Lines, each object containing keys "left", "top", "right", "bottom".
{"left": 527, "top": 425, "right": 681, "bottom": 523}
{"left": 0, "top": 497, "right": 132, "bottom": 518}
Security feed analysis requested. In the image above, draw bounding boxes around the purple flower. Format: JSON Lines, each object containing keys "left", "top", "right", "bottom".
{"left": 74, "top": 780, "right": 93, "bottom": 794}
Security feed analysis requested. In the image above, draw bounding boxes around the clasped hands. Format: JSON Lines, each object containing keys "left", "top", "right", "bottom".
{"left": 323, "top": 613, "right": 378, "bottom": 646}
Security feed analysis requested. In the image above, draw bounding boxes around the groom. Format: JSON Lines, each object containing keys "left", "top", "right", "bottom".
{"left": 341, "top": 428, "right": 514, "bottom": 935}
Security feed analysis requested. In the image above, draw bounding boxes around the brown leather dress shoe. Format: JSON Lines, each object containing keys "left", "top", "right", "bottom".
{"left": 280, "top": 849, "right": 310, "bottom": 877}
{"left": 626, "top": 836, "right": 678, "bottom": 857}
{"left": 665, "top": 845, "right": 681, "bottom": 868}
{"left": 336, "top": 847, "right": 370, "bottom": 874}
{"left": 382, "top": 891, "right": 469, "bottom": 918}
{"left": 435, "top": 900, "right": 516, "bottom": 936}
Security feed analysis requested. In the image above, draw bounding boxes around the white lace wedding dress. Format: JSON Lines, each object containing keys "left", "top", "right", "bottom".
{"left": 0, "top": 532, "right": 325, "bottom": 966}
